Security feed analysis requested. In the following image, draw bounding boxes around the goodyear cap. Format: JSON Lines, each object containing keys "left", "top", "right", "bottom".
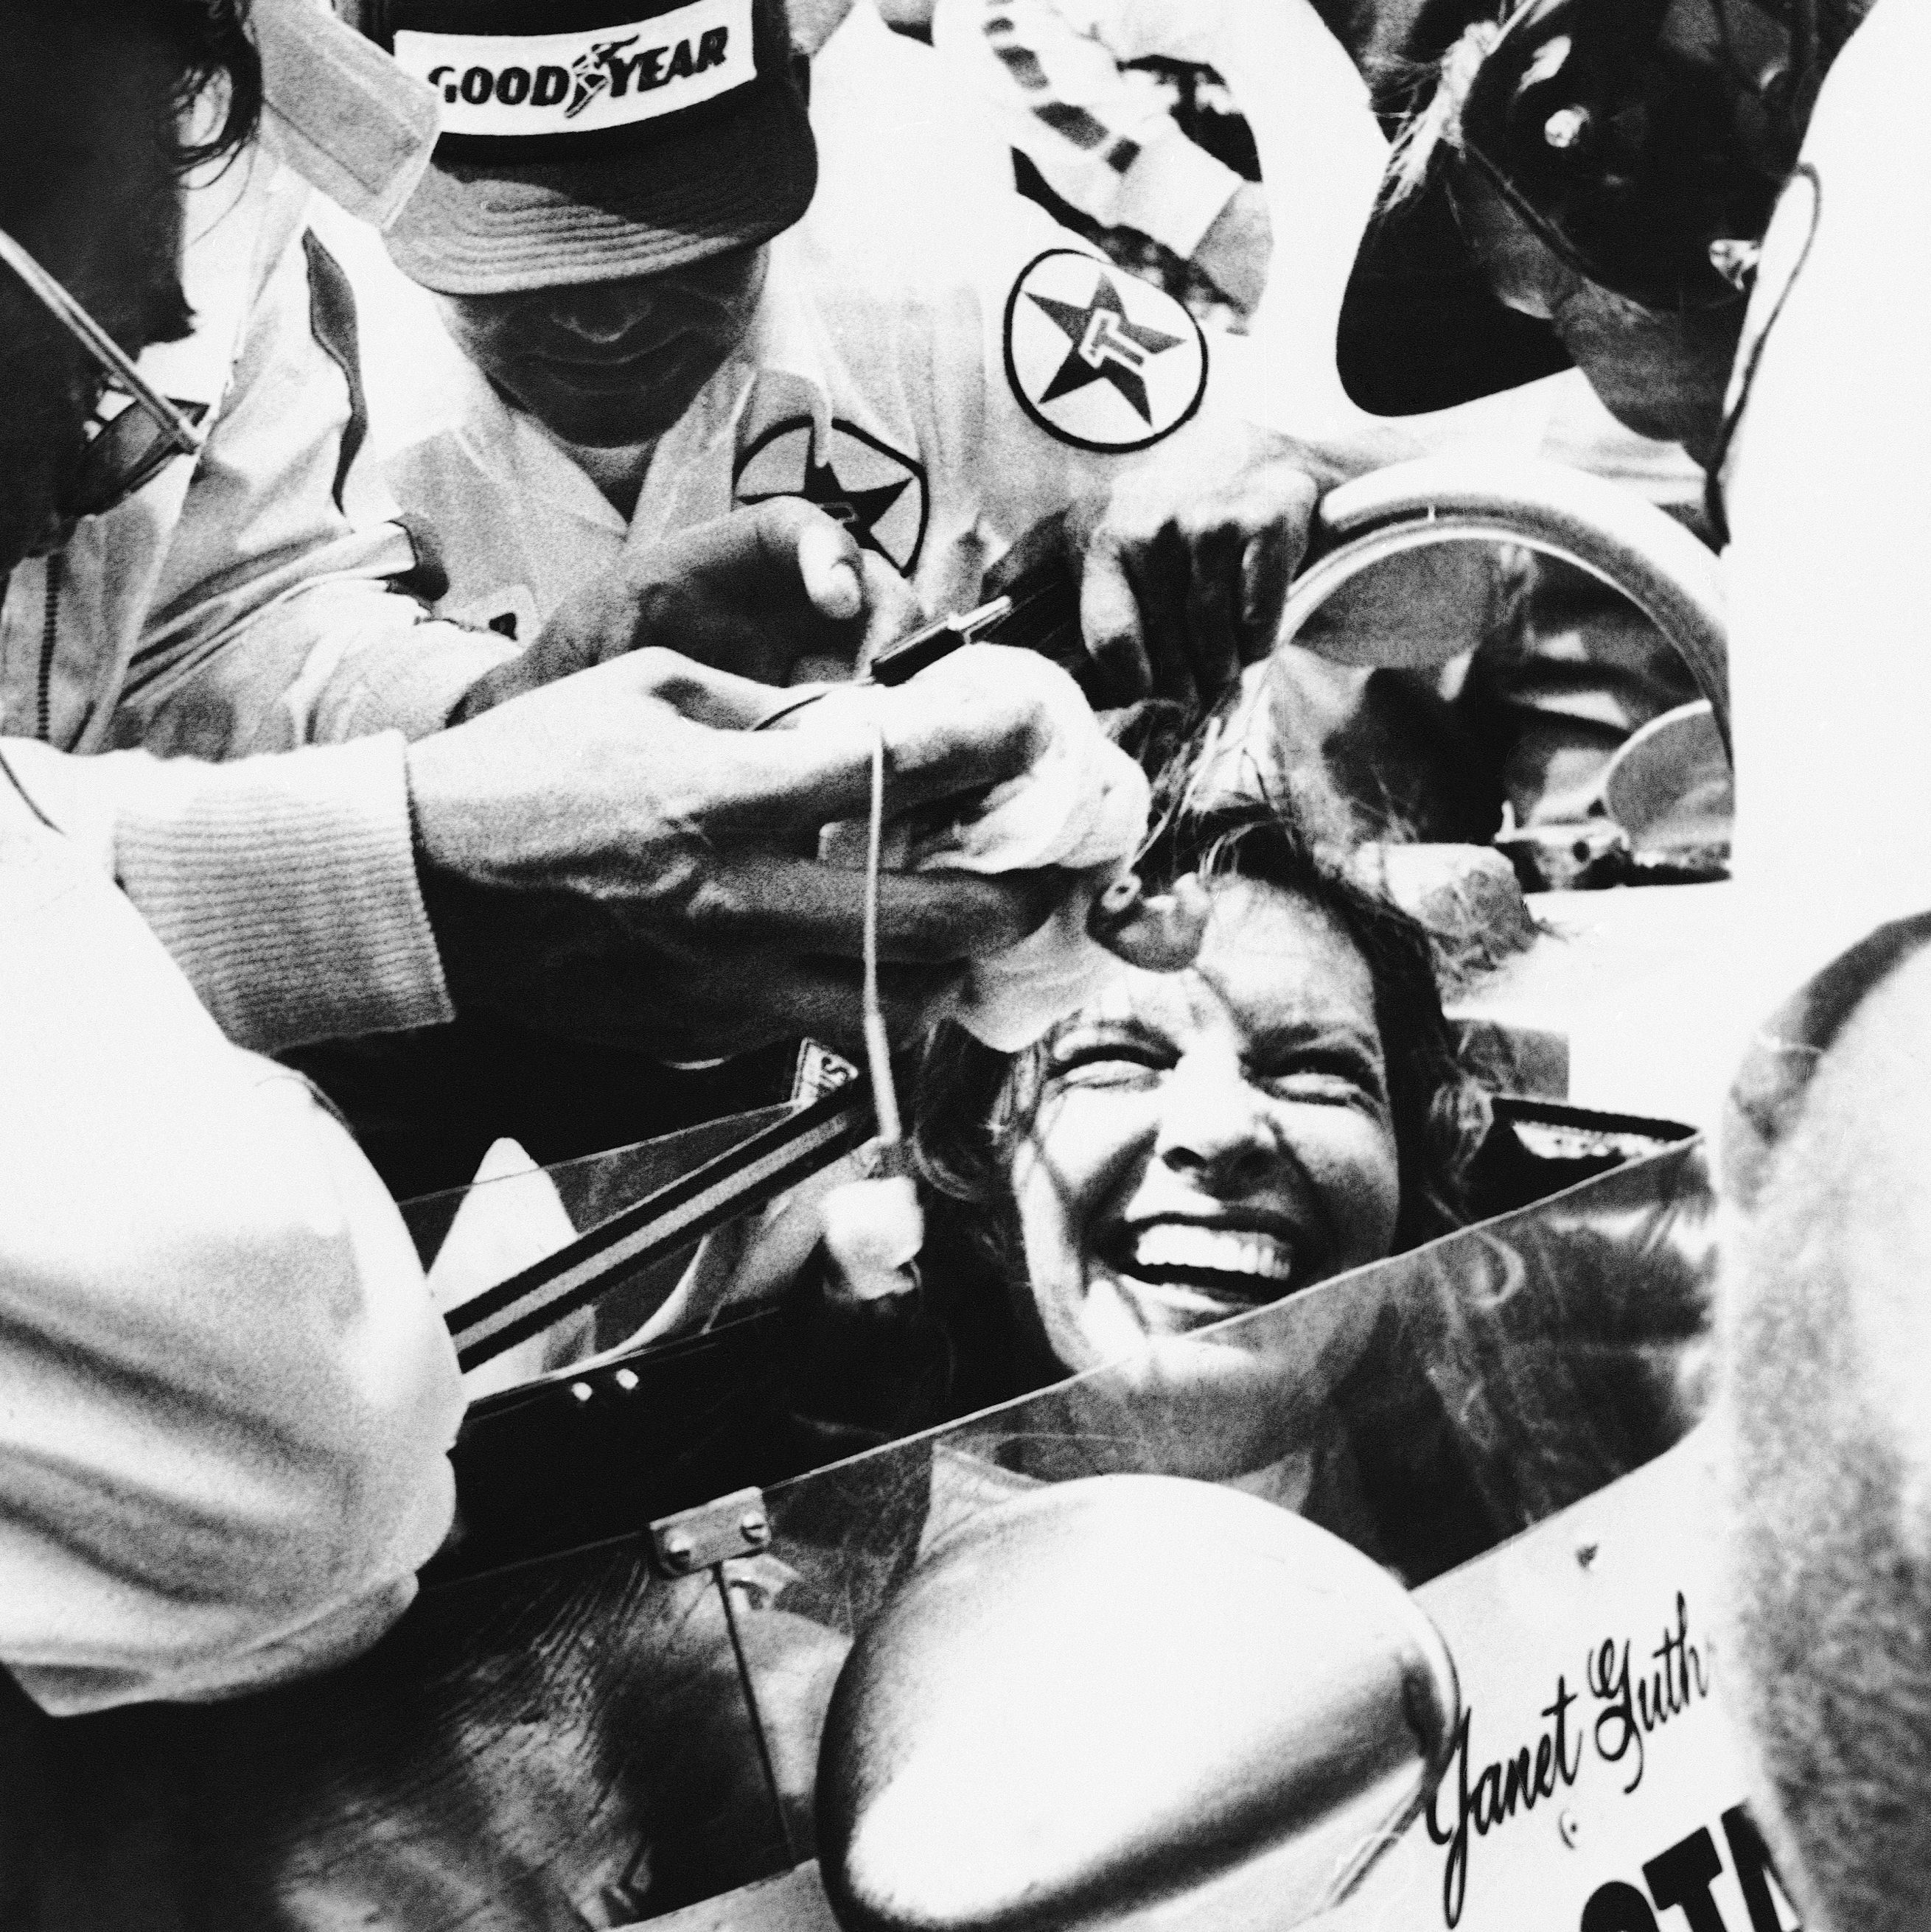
{"left": 352, "top": 0, "right": 817, "bottom": 294}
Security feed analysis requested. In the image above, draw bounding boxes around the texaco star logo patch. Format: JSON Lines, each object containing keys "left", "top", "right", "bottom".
{"left": 1004, "top": 248, "right": 1209, "bottom": 453}
{"left": 733, "top": 419, "right": 929, "bottom": 575}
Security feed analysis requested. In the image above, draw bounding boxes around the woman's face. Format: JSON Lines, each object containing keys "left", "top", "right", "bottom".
{"left": 1009, "top": 879, "right": 1403, "bottom": 1397}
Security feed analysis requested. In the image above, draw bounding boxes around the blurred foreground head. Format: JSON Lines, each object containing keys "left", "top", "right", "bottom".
{"left": 0, "top": 0, "right": 259, "bottom": 572}
{"left": 1720, "top": 914, "right": 1931, "bottom": 1932}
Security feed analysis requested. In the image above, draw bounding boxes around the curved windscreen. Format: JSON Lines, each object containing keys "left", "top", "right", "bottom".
{"left": 0, "top": 1127, "right": 1714, "bottom": 1931}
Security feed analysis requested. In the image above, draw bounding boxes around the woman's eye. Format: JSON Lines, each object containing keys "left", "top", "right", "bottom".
{"left": 1257, "top": 1060, "right": 1382, "bottom": 1106}
{"left": 1047, "top": 1040, "right": 1171, "bottom": 1088}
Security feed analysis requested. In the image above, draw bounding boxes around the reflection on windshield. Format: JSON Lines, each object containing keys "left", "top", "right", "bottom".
{"left": 769, "top": 1134, "right": 1714, "bottom": 1638}
{"left": 0, "top": 1133, "right": 1715, "bottom": 1931}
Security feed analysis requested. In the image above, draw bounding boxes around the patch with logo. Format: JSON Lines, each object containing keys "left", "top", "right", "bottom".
{"left": 734, "top": 419, "right": 929, "bottom": 575}
{"left": 1003, "top": 248, "right": 1208, "bottom": 454}
{"left": 393, "top": 0, "right": 754, "bottom": 139}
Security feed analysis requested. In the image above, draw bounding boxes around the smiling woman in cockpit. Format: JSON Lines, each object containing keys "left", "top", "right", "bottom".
{"left": 786, "top": 797, "right": 1492, "bottom": 1481}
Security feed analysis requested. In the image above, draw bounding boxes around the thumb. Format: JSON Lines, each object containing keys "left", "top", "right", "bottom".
{"left": 797, "top": 508, "right": 866, "bottom": 623}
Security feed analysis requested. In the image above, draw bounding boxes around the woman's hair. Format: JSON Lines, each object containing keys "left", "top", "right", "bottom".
{"left": 55, "top": 0, "right": 264, "bottom": 172}
{"left": 163, "top": 0, "right": 262, "bottom": 171}
{"left": 909, "top": 797, "right": 1492, "bottom": 1398}
{"left": 1379, "top": 19, "right": 1501, "bottom": 212}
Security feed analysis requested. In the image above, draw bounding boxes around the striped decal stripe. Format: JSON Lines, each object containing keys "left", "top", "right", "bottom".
{"left": 446, "top": 1082, "right": 875, "bottom": 1371}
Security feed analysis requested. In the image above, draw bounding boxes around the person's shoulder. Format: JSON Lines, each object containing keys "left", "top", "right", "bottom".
{"left": 302, "top": 206, "right": 497, "bottom": 464}
{"left": 1808, "top": 0, "right": 1929, "bottom": 154}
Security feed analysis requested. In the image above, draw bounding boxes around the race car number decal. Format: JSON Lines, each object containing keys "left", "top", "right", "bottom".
{"left": 1003, "top": 248, "right": 1208, "bottom": 454}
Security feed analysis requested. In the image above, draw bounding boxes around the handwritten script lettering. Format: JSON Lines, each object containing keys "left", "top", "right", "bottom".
{"left": 1429, "top": 1593, "right": 1715, "bottom": 1928}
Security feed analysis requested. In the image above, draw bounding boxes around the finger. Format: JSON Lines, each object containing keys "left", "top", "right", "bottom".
{"left": 1122, "top": 519, "right": 1198, "bottom": 715}
{"left": 797, "top": 511, "right": 865, "bottom": 623}
{"left": 1240, "top": 520, "right": 1298, "bottom": 660}
{"left": 1179, "top": 515, "right": 1247, "bottom": 706}
{"left": 691, "top": 858, "right": 1063, "bottom": 962}
{"left": 1077, "top": 537, "right": 1154, "bottom": 705}
{"left": 607, "top": 646, "right": 806, "bottom": 731}
{"left": 705, "top": 679, "right": 1049, "bottom": 829}
{"left": 773, "top": 960, "right": 970, "bottom": 1057}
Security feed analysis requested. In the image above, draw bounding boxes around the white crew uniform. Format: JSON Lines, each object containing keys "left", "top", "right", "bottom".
{"left": 0, "top": 769, "right": 463, "bottom": 1716}
{"left": 0, "top": 137, "right": 495, "bottom": 1710}
{"left": 364, "top": 215, "right": 1215, "bottom": 634}
{"left": 930, "top": 0, "right": 1249, "bottom": 262}
{"left": 0, "top": 153, "right": 516, "bottom": 1053}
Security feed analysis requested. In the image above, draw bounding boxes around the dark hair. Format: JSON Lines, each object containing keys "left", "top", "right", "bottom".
{"left": 165, "top": 0, "right": 262, "bottom": 171}
{"left": 43, "top": 0, "right": 263, "bottom": 172}
{"left": 906, "top": 797, "right": 1491, "bottom": 1403}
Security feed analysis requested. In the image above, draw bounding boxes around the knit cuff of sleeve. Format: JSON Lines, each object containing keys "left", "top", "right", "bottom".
{"left": 1115, "top": 132, "right": 1246, "bottom": 261}
{"left": 113, "top": 733, "right": 453, "bottom": 1051}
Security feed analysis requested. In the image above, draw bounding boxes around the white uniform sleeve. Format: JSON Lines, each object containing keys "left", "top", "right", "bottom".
{"left": 923, "top": 211, "right": 1222, "bottom": 561}
{"left": 0, "top": 731, "right": 452, "bottom": 1054}
{"left": 0, "top": 768, "right": 463, "bottom": 1716}
{"left": 931, "top": 0, "right": 1243, "bottom": 258}
{"left": 118, "top": 217, "right": 516, "bottom": 759}
{"left": 3, "top": 191, "right": 518, "bottom": 1052}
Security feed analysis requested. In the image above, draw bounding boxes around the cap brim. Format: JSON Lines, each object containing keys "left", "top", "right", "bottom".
{"left": 1335, "top": 165, "right": 1574, "bottom": 416}
{"left": 384, "top": 75, "right": 817, "bottom": 295}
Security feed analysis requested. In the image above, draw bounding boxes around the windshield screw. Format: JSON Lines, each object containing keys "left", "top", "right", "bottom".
{"left": 1544, "top": 105, "right": 1590, "bottom": 150}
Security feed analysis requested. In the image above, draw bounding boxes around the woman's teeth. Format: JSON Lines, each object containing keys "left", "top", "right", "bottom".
{"left": 1125, "top": 1225, "right": 1294, "bottom": 1286}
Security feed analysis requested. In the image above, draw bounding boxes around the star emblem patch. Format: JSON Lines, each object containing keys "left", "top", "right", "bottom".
{"left": 733, "top": 419, "right": 929, "bottom": 575}
{"left": 1004, "top": 248, "right": 1208, "bottom": 453}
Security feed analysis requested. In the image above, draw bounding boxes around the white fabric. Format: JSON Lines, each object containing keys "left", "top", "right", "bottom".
{"left": 0, "top": 769, "right": 461, "bottom": 1715}
{"left": 1723, "top": 0, "right": 1931, "bottom": 942}
{"left": 361, "top": 209, "right": 1224, "bottom": 626}
{"left": 814, "top": 648, "right": 1150, "bottom": 1048}
{"left": 426, "top": 1137, "right": 593, "bottom": 1396}
{"left": 0, "top": 153, "right": 516, "bottom": 1051}
{"left": 254, "top": 0, "right": 442, "bottom": 229}
{"left": 806, "top": 1, "right": 1030, "bottom": 264}
{"left": 930, "top": 0, "right": 1246, "bottom": 259}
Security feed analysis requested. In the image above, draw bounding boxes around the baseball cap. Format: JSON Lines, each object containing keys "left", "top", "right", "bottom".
{"left": 1335, "top": 0, "right": 1815, "bottom": 416}
{"left": 352, "top": 0, "right": 817, "bottom": 294}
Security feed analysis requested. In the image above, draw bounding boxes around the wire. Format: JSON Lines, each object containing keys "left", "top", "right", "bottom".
{"left": 748, "top": 686, "right": 832, "bottom": 733}
{"left": 861, "top": 718, "right": 905, "bottom": 1154}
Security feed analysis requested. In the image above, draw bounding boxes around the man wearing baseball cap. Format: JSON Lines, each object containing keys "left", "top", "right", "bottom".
{"left": 347, "top": 0, "right": 1338, "bottom": 713}
{"left": 1331, "top": 0, "right": 1924, "bottom": 899}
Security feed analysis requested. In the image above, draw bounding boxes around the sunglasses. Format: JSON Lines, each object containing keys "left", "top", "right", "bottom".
{"left": 1456, "top": 0, "right": 1810, "bottom": 312}
{"left": 0, "top": 223, "right": 209, "bottom": 531}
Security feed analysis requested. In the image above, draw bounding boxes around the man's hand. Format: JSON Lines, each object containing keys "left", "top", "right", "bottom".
{"left": 449, "top": 500, "right": 923, "bottom": 722}
{"left": 1012, "top": 419, "right": 1501, "bottom": 715}
{"left": 1029, "top": 419, "right": 1361, "bottom": 716}
{"left": 408, "top": 649, "right": 1062, "bottom": 1062}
